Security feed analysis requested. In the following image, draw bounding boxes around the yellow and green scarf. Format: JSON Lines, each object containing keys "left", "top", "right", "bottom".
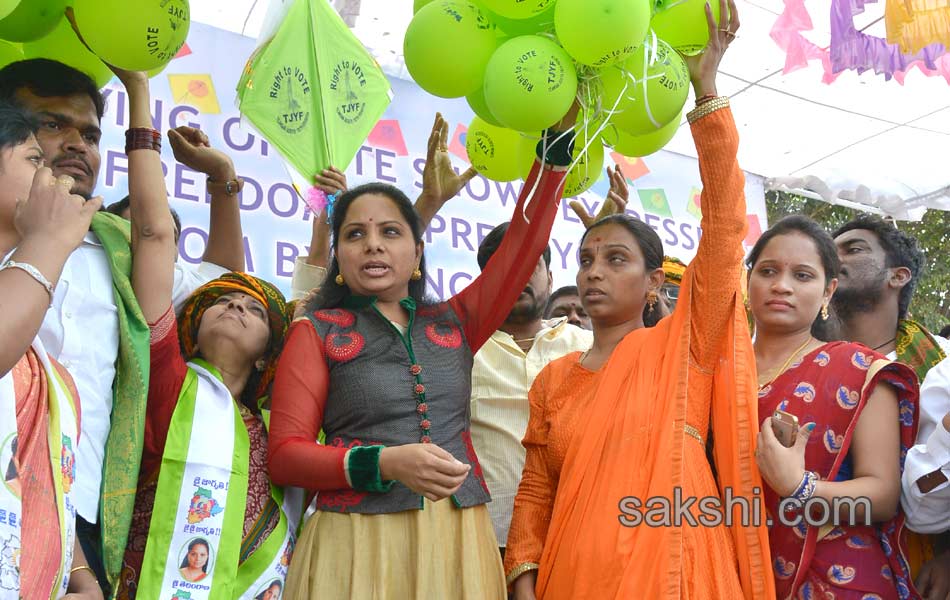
{"left": 89, "top": 212, "right": 151, "bottom": 591}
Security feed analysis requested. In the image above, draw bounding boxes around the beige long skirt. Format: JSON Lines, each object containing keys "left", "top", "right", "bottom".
{"left": 284, "top": 498, "right": 506, "bottom": 599}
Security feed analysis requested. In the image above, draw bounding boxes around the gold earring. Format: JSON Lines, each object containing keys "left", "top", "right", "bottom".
{"left": 335, "top": 273, "right": 345, "bottom": 285}
{"left": 411, "top": 268, "right": 422, "bottom": 281}
{"left": 821, "top": 302, "right": 829, "bottom": 320}
{"left": 646, "top": 290, "right": 658, "bottom": 314}
{"left": 255, "top": 360, "right": 265, "bottom": 372}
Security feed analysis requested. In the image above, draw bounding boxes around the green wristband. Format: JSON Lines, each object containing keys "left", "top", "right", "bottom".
{"left": 347, "top": 445, "right": 395, "bottom": 493}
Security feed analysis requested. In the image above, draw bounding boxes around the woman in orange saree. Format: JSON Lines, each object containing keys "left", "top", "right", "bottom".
{"left": 504, "top": 2, "right": 773, "bottom": 598}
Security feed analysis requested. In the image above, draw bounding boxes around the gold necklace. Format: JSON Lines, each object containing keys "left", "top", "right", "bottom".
{"left": 758, "top": 336, "right": 815, "bottom": 390}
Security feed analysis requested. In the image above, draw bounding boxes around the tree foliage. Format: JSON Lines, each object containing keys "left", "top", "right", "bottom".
{"left": 766, "top": 190, "right": 950, "bottom": 333}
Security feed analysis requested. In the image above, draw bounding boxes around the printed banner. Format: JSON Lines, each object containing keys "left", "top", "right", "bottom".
{"left": 93, "top": 22, "right": 768, "bottom": 299}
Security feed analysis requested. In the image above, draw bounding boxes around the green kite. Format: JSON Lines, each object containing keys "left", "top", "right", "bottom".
{"left": 237, "top": 0, "right": 392, "bottom": 179}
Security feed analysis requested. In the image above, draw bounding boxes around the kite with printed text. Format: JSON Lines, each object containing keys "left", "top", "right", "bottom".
{"left": 237, "top": 0, "right": 392, "bottom": 180}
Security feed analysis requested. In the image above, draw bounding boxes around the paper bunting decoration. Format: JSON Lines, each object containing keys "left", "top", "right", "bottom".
{"left": 770, "top": 0, "right": 950, "bottom": 84}
{"left": 885, "top": 0, "right": 950, "bottom": 54}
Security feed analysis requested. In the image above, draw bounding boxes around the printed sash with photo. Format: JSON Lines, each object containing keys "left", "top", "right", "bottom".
{"left": 137, "top": 360, "right": 302, "bottom": 600}
{"left": 0, "top": 340, "right": 79, "bottom": 599}
{"left": 236, "top": 408, "right": 305, "bottom": 600}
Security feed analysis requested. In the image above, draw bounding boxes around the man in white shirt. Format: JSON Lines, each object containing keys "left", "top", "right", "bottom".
{"left": 902, "top": 355, "right": 950, "bottom": 599}
{"left": 0, "top": 59, "right": 245, "bottom": 594}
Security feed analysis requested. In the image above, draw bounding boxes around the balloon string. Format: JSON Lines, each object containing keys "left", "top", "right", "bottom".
{"left": 641, "top": 31, "right": 663, "bottom": 130}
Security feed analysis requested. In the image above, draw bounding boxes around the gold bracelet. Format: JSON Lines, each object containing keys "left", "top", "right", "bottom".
{"left": 69, "top": 564, "right": 99, "bottom": 584}
{"left": 506, "top": 562, "right": 540, "bottom": 586}
{"left": 687, "top": 96, "right": 730, "bottom": 124}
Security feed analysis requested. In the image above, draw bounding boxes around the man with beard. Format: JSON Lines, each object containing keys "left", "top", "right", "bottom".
{"left": 832, "top": 214, "right": 950, "bottom": 595}
{"left": 470, "top": 223, "right": 592, "bottom": 558}
{"left": 0, "top": 59, "right": 245, "bottom": 594}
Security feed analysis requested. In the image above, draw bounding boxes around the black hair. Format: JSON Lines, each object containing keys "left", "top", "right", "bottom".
{"left": 940, "top": 324, "right": 950, "bottom": 339}
{"left": 746, "top": 215, "right": 840, "bottom": 284}
{"left": 0, "top": 99, "right": 38, "bottom": 156}
{"left": 107, "top": 195, "right": 182, "bottom": 240}
{"left": 832, "top": 214, "right": 924, "bottom": 320}
{"left": 746, "top": 215, "right": 840, "bottom": 341}
{"left": 580, "top": 214, "right": 664, "bottom": 327}
{"left": 254, "top": 581, "right": 283, "bottom": 600}
{"left": 4, "top": 436, "right": 17, "bottom": 482}
{"left": 544, "top": 285, "right": 579, "bottom": 318}
{"left": 477, "top": 221, "right": 551, "bottom": 271}
{"left": 307, "top": 183, "right": 429, "bottom": 311}
{"left": 0, "top": 59, "right": 105, "bottom": 121}
{"left": 179, "top": 538, "right": 210, "bottom": 573}
{"left": 104, "top": 196, "right": 130, "bottom": 217}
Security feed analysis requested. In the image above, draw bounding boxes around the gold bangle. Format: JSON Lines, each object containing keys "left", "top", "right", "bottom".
{"left": 506, "top": 562, "right": 540, "bottom": 586}
{"left": 69, "top": 564, "right": 99, "bottom": 584}
{"left": 687, "top": 96, "right": 730, "bottom": 124}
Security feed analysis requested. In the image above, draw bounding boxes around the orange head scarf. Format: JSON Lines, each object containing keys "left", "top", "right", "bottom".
{"left": 178, "top": 272, "right": 290, "bottom": 399}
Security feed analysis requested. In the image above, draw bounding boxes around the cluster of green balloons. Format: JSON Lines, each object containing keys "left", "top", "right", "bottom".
{"left": 404, "top": 0, "right": 717, "bottom": 195}
{"left": 0, "top": 0, "right": 190, "bottom": 89}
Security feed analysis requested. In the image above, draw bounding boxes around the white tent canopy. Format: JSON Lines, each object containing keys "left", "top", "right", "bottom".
{"left": 192, "top": 0, "right": 950, "bottom": 218}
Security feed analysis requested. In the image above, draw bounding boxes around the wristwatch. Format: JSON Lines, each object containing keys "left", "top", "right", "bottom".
{"left": 207, "top": 176, "right": 244, "bottom": 196}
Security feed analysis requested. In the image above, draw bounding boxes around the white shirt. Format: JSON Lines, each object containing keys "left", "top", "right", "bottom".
{"left": 470, "top": 318, "right": 592, "bottom": 546}
{"left": 37, "top": 233, "right": 227, "bottom": 522}
{"left": 900, "top": 354, "right": 950, "bottom": 534}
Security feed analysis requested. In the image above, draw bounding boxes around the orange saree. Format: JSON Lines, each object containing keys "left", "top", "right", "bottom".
{"left": 504, "top": 107, "right": 773, "bottom": 600}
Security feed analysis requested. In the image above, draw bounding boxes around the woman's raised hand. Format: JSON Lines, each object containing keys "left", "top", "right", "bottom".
{"left": 683, "top": 0, "right": 740, "bottom": 98}
{"left": 569, "top": 164, "right": 629, "bottom": 228}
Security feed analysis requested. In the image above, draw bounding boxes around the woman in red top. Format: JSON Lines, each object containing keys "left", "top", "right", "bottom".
{"left": 268, "top": 110, "right": 577, "bottom": 598}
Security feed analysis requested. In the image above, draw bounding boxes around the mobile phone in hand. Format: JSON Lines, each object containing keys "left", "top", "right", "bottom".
{"left": 771, "top": 409, "right": 799, "bottom": 448}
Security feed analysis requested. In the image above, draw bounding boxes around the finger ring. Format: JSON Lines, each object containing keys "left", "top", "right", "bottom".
{"left": 55, "top": 175, "right": 75, "bottom": 189}
{"left": 438, "top": 145, "right": 448, "bottom": 152}
{"left": 725, "top": 31, "right": 737, "bottom": 37}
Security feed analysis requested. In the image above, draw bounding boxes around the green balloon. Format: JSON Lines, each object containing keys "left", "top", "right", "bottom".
{"left": 483, "top": 35, "right": 578, "bottom": 132}
{"left": 651, "top": 0, "right": 721, "bottom": 56}
{"left": 563, "top": 134, "right": 605, "bottom": 197}
{"left": 413, "top": 0, "right": 435, "bottom": 13}
{"left": 480, "top": 4, "right": 555, "bottom": 36}
{"left": 601, "top": 114, "right": 680, "bottom": 157}
{"left": 404, "top": 1, "right": 498, "bottom": 98}
{"left": 0, "top": 0, "right": 67, "bottom": 43}
{"left": 601, "top": 38, "right": 689, "bottom": 135}
{"left": 0, "top": 40, "right": 23, "bottom": 68}
{"left": 72, "top": 0, "right": 189, "bottom": 72}
{"left": 465, "top": 116, "right": 536, "bottom": 182}
{"left": 555, "top": 0, "right": 651, "bottom": 67}
{"left": 466, "top": 84, "right": 502, "bottom": 127}
{"left": 479, "top": 0, "right": 555, "bottom": 19}
{"left": 0, "top": 0, "right": 18, "bottom": 21}
{"left": 23, "top": 17, "right": 112, "bottom": 88}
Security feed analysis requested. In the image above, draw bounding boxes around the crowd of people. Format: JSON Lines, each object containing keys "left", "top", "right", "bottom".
{"left": 1, "top": 2, "right": 948, "bottom": 599}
